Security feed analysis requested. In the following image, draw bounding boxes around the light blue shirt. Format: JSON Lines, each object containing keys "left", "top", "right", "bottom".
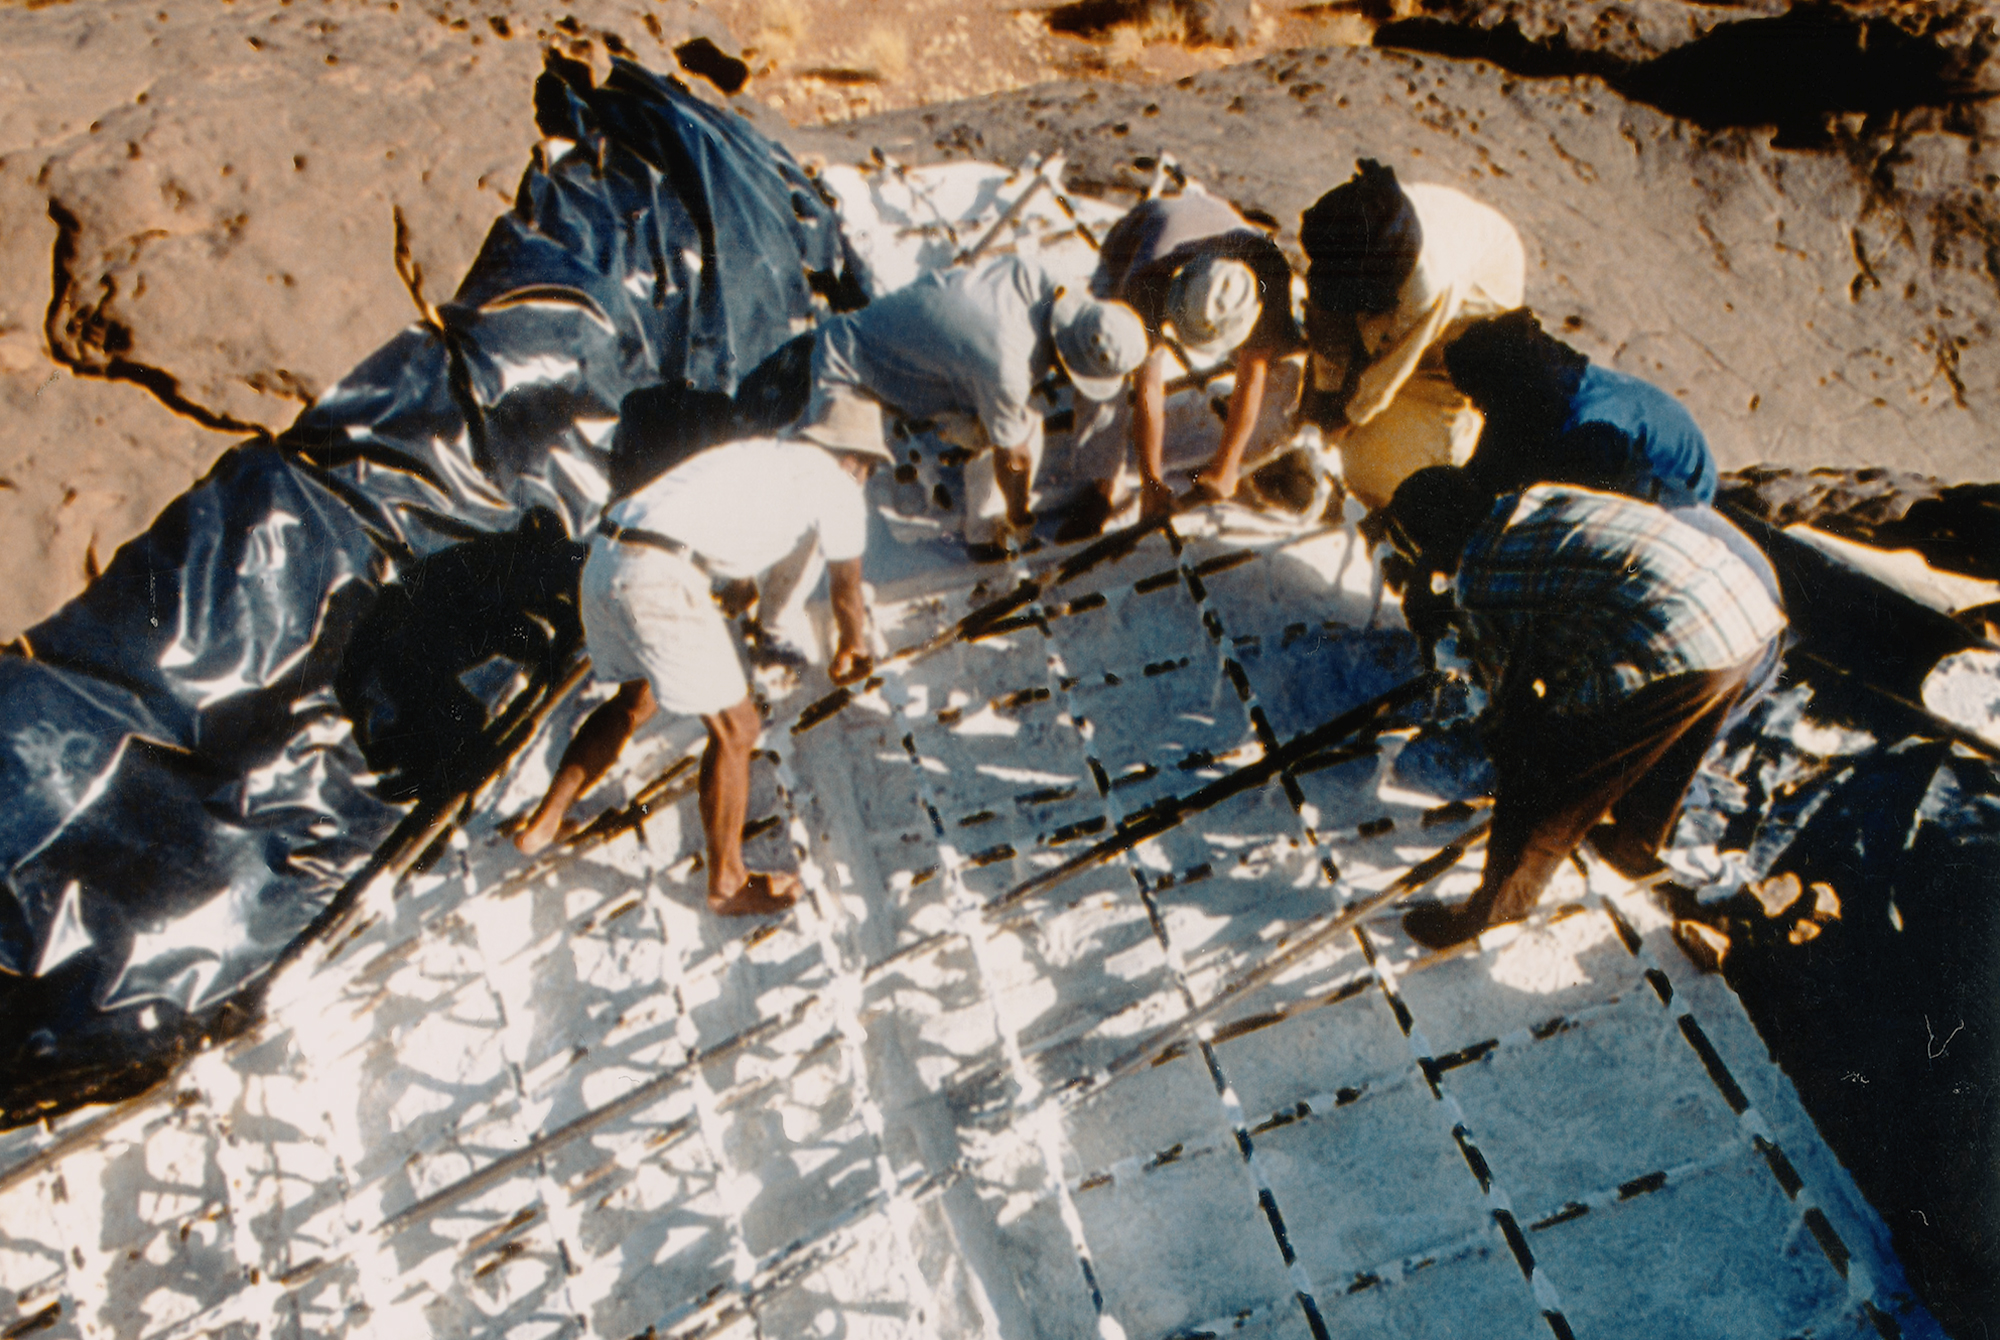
{"left": 811, "top": 255, "right": 1061, "bottom": 449}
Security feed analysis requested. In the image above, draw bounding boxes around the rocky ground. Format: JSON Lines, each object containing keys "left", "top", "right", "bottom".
{"left": 2, "top": 0, "right": 1998, "bottom": 640}
{"left": 0, "top": 0, "right": 1372, "bottom": 642}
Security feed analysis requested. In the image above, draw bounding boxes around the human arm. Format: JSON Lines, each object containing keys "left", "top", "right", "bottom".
{"left": 1344, "top": 289, "right": 1451, "bottom": 429}
{"left": 1301, "top": 302, "right": 1362, "bottom": 431}
{"left": 973, "top": 347, "right": 1046, "bottom": 528}
{"left": 827, "top": 557, "right": 873, "bottom": 684}
{"left": 991, "top": 444, "right": 1034, "bottom": 529}
{"left": 1194, "top": 344, "right": 1272, "bottom": 499}
{"left": 1131, "top": 348, "right": 1175, "bottom": 518}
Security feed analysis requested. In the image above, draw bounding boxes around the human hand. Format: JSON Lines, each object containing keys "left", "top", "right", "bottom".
{"left": 714, "top": 577, "right": 759, "bottom": 619}
{"left": 830, "top": 645, "right": 874, "bottom": 685}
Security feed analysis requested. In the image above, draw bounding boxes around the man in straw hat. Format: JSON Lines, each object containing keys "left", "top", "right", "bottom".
{"left": 1299, "top": 160, "right": 1525, "bottom": 513}
{"left": 805, "top": 252, "right": 1147, "bottom": 554}
{"left": 1057, "top": 187, "right": 1305, "bottom": 535}
{"left": 513, "top": 396, "right": 891, "bottom": 917}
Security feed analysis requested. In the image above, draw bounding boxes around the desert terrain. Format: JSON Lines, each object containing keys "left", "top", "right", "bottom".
{"left": 2, "top": 2, "right": 1998, "bottom": 1333}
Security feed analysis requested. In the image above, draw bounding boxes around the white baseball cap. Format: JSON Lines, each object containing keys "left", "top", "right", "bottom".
{"left": 1051, "top": 290, "right": 1147, "bottom": 402}
{"left": 1166, "top": 255, "right": 1260, "bottom": 363}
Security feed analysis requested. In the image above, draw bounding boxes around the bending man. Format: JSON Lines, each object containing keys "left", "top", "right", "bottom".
{"left": 515, "top": 396, "right": 889, "bottom": 917}
{"left": 1299, "top": 159, "right": 1525, "bottom": 512}
{"left": 1445, "top": 309, "right": 1718, "bottom": 508}
{"left": 1379, "top": 467, "right": 1786, "bottom": 950}
{"left": 1071, "top": 185, "right": 1303, "bottom": 532}
{"left": 807, "top": 253, "right": 1146, "bottom": 551}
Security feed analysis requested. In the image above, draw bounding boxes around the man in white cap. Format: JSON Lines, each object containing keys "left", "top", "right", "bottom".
{"left": 805, "top": 253, "right": 1147, "bottom": 552}
{"left": 1069, "top": 188, "right": 1303, "bottom": 534}
{"left": 514, "top": 395, "right": 890, "bottom": 917}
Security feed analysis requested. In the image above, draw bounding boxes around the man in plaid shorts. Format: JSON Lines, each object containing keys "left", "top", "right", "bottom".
{"left": 1379, "top": 467, "right": 1788, "bottom": 950}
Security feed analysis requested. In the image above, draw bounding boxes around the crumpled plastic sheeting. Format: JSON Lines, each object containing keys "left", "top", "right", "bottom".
{"left": 291, "top": 52, "right": 850, "bottom": 554}
{"left": 1714, "top": 730, "right": 2000, "bottom": 1316}
{"left": 0, "top": 55, "right": 851, "bottom": 1125}
{"left": 1922, "top": 647, "right": 2000, "bottom": 747}
{"left": 1648, "top": 682, "right": 1870, "bottom": 900}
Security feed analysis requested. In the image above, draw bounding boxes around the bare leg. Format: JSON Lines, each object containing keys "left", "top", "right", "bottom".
{"left": 700, "top": 695, "right": 799, "bottom": 916}
{"left": 515, "top": 679, "right": 655, "bottom": 855}
{"left": 992, "top": 446, "right": 1035, "bottom": 531}
{"left": 1403, "top": 666, "right": 1749, "bottom": 950}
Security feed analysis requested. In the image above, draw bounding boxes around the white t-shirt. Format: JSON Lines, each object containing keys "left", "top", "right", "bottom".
{"left": 603, "top": 437, "right": 867, "bottom": 580}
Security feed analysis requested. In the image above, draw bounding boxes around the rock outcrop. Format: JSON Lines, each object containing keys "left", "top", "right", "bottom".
{"left": 4, "top": 0, "right": 1998, "bottom": 648}
{"left": 0, "top": 0, "right": 703, "bottom": 637}
{"left": 791, "top": 36, "right": 2000, "bottom": 491}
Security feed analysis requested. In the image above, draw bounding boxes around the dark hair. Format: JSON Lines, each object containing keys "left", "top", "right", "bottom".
{"left": 1299, "top": 160, "right": 1422, "bottom": 316}
{"left": 1443, "top": 309, "right": 1588, "bottom": 424}
{"left": 1382, "top": 465, "right": 1492, "bottom": 572}
{"left": 609, "top": 383, "right": 739, "bottom": 497}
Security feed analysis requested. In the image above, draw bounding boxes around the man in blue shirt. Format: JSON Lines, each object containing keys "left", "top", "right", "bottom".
{"left": 1445, "top": 309, "right": 1718, "bottom": 509}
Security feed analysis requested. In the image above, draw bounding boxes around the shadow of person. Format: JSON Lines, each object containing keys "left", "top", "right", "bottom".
{"left": 336, "top": 509, "right": 584, "bottom": 805}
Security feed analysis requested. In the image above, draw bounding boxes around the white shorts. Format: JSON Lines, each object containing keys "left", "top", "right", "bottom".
{"left": 578, "top": 537, "right": 747, "bottom": 717}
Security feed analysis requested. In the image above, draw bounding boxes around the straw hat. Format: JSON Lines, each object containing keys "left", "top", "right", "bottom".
{"left": 1165, "top": 254, "right": 1261, "bottom": 363}
{"left": 791, "top": 387, "right": 894, "bottom": 462}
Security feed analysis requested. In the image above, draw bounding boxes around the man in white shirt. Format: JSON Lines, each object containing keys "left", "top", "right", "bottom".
{"left": 1300, "top": 159, "right": 1526, "bottom": 512}
{"left": 807, "top": 253, "right": 1146, "bottom": 549}
{"left": 514, "top": 395, "right": 888, "bottom": 917}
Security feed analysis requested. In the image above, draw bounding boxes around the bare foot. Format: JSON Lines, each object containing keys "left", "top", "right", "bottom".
{"left": 512, "top": 814, "right": 579, "bottom": 857}
{"left": 829, "top": 647, "right": 874, "bottom": 685}
{"left": 707, "top": 871, "right": 801, "bottom": 917}
{"left": 1188, "top": 472, "right": 1237, "bottom": 504}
